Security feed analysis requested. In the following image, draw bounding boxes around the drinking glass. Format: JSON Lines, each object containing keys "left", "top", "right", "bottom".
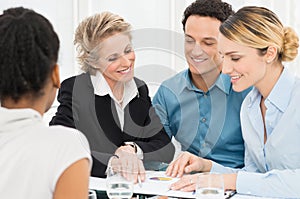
{"left": 106, "top": 166, "right": 134, "bottom": 199}
{"left": 196, "top": 172, "right": 224, "bottom": 199}
{"left": 88, "top": 189, "right": 97, "bottom": 199}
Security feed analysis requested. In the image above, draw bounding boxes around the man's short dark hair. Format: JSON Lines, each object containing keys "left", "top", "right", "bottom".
{"left": 182, "top": 0, "right": 234, "bottom": 31}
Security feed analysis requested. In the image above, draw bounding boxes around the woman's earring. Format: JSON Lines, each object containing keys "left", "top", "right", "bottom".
{"left": 267, "top": 60, "right": 271, "bottom": 64}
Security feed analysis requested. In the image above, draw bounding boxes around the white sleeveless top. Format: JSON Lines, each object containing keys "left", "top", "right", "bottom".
{"left": 0, "top": 107, "right": 92, "bottom": 199}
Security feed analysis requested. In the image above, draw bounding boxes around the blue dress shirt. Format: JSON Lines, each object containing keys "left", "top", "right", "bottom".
{"left": 153, "top": 69, "right": 250, "bottom": 168}
{"left": 211, "top": 68, "right": 300, "bottom": 198}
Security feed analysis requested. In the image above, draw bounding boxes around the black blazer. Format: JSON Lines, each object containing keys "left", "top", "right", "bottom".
{"left": 49, "top": 73, "right": 175, "bottom": 177}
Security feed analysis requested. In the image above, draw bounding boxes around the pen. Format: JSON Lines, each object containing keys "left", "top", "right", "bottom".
{"left": 137, "top": 175, "right": 142, "bottom": 188}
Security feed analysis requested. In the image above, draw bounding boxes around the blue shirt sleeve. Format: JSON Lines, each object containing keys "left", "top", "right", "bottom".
{"left": 237, "top": 169, "right": 300, "bottom": 198}
{"left": 152, "top": 85, "right": 172, "bottom": 138}
{"left": 211, "top": 162, "right": 239, "bottom": 174}
{"left": 211, "top": 160, "right": 300, "bottom": 198}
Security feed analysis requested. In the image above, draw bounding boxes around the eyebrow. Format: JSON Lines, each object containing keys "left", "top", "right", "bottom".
{"left": 185, "top": 34, "right": 217, "bottom": 41}
{"left": 224, "top": 51, "right": 239, "bottom": 56}
{"left": 106, "top": 53, "right": 118, "bottom": 59}
{"left": 104, "top": 43, "right": 132, "bottom": 60}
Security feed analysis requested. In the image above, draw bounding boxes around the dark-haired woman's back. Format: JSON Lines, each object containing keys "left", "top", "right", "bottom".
{"left": 0, "top": 7, "right": 91, "bottom": 199}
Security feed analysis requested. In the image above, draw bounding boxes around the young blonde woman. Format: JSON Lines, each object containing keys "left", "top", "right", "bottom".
{"left": 50, "top": 12, "right": 175, "bottom": 181}
{"left": 166, "top": 6, "right": 299, "bottom": 198}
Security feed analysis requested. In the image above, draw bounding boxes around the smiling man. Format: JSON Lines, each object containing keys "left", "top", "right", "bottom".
{"left": 153, "top": 0, "right": 251, "bottom": 169}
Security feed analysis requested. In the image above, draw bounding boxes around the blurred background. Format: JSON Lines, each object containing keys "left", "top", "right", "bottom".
{"left": 1, "top": 0, "right": 300, "bottom": 97}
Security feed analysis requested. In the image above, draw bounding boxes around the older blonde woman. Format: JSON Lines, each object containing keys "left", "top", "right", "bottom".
{"left": 50, "top": 12, "right": 175, "bottom": 180}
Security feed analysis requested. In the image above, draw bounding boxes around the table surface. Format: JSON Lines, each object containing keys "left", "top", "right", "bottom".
{"left": 94, "top": 189, "right": 278, "bottom": 199}
{"left": 92, "top": 161, "right": 278, "bottom": 199}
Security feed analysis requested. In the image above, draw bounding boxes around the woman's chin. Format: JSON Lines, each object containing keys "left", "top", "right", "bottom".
{"left": 232, "top": 84, "right": 249, "bottom": 92}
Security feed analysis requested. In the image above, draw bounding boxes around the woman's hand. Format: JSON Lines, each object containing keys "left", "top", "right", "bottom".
{"left": 115, "top": 145, "right": 136, "bottom": 155}
{"left": 169, "top": 173, "right": 238, "bottom": 193}
{"left": 166, "top": 151, "right": 212, "bottom": 177}
{"left": 169, "top": 174, "right": 199, "bottom": 192}
{"left": 112, "top": 146, "right": 146, "bottom": 183}
{"left": 223, "top": 173, "right": 237, "bottom": 190}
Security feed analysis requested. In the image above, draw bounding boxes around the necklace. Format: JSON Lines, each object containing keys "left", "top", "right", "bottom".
{"left": 115, "top": 83, "right": 125, "bottom": 104}
{"left": 116, "top": 95, "right": 124, "bottom": 104}
{"left": 112, "top": 84, "right": 125, "bottom": 105}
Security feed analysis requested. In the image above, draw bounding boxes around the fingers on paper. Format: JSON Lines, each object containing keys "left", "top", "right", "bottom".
{"left": 170, "top": 175, "right": 196, "bottom": 192}
{"left": 166, "top": 152, "right": 190, "bottom": 177}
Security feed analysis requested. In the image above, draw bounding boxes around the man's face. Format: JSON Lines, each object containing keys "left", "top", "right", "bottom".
{"left": 184, "top": 15, "right": 223, "bottom": 76}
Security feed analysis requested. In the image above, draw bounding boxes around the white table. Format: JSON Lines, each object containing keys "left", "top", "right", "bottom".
{"left": 90, "top": 175, "right": 278, "bottom": 199}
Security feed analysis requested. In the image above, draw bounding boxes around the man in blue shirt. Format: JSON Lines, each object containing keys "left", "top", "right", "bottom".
{"left": 153, "top": 0, "right": 251, "bottom": 168}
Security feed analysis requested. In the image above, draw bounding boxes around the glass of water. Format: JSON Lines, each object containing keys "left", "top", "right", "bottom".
{"left": 106, "top": 166, "right": 134, "bottom": 199}
{"left": 196, "top": 172, "right": 224, "bottom": 199}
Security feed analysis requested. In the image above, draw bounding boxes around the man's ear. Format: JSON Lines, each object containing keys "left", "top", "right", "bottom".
{"left": 51, "top": 64, "right": 60, "bottom": 88}
{"left": 265, "top": 45, "right": 278, "bottom": 64}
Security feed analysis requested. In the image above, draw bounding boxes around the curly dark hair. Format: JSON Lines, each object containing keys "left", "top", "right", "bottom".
{"left": 0, "top": 7, "right": 59, "bottom": 102}
{"left": 182, "top": 0, "right": 234, "bottom": 31}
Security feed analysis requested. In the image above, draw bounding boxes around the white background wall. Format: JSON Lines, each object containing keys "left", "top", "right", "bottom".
{"left": 1, "top": 0, "right": 300, "bottom": 91}
{"left": 0, "top": 0, "right": 76, "bottom": 81}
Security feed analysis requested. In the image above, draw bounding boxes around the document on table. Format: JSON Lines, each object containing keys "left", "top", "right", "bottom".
{"left": 89, "top": 171, "right": 195, "bottom": 198}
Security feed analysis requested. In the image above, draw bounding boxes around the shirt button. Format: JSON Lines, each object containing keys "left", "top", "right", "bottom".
{"left": 201, "top": 117, "right": 206, "bottom": 123}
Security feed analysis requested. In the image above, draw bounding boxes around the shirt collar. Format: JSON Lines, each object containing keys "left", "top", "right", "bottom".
{"left": 266, "top": 67, "right": 294, "bottom": 112}
{"left": 90, "top": 71, "right": 138, "bottom": 106}
{"left": 90, "top": 70, "right": 111, "bottom": 96}
{"left": 248, "top": 67, "right": 294, "bottom": 112}
{"left": 248, "top": 88, "right": 261, "bottom": 108}
{"left": 183, "top": 69, "right": 230, "bottom": 94}
{"left": 214, "top": 73, "right": 231, "bottom": 95}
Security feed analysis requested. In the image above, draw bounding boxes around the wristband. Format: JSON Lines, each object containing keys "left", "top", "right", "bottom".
{"left": 112, "top": 154, "right": 119, "bottom": 159}
{"left": 123, "top": 142, "right": 137, "bottom": 153}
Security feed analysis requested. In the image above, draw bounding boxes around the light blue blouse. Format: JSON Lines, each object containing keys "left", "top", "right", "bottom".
{"left": 212, "top": 68, "right": 300, "bottom": 198}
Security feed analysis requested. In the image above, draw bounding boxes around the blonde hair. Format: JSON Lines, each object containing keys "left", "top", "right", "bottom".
{"left": 220, "top": 6, "right": 299, "bottom": 62}
{"left": 74, "top": 11, "right": 131, "bottom": 74}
